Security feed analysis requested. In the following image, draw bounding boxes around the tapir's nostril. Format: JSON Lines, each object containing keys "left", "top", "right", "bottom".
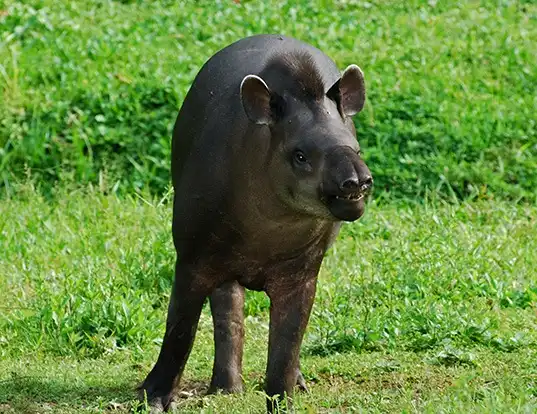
{"left": 341, "top": 178, "right": 360, "bottom": 191}
{"left": 360, "top": 176, "right": 373, "bottom": 192}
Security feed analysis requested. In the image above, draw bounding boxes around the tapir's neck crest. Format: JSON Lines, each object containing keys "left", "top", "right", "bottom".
{"left": 261, "top": 51, "right": 327, "bottom": 101}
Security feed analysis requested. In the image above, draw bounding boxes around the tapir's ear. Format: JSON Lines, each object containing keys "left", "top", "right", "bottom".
{"left": 240, "top": 75, "right": 283, "bottom": 125}
{"left": 327, "top": 64, "right": 366, "bottom": 117}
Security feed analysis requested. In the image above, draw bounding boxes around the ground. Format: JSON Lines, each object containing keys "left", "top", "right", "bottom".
{"left": 1, "top": 188, "right": 536, "bottom": 413}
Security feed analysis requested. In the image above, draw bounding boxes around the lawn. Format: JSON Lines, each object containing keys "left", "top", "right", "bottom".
{"left": 1, "top": 0, "right": 537, "bottom": 413}
{"left": 1, "top": 187, "right": 536, "bottom": 412}
{"left": 1, "top": 0, "right": 536, "bottom": 200}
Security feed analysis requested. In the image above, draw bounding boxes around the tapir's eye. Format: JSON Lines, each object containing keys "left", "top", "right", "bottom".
{"left": 294, "top": 150, "right": 308, "bottom": 164}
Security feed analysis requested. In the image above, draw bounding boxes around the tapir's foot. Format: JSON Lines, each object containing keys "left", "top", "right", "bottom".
{"left": 137, "top": 383, "right": 174, "bottom": 413}
{"left": 207, "top": 370, "right": 306, "bottom": 396}
{"left": 207, "top": 373, "right": 244, "bottom": 394}
{"left": 207, "top": 383, "right": 244, "bottom": 395}
{"left": 296, "top": 369, "right": 309, "bottom": 393}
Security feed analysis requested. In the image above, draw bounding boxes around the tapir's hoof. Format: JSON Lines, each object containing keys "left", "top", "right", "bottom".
{"left": 296, "top": 370, "right": 309, "bottom": 393}
{"left": 137, "top": 388, "right": 172, "bottom": 413}
{"left": 207, "top": 382, "right": 244, "bottom": 395}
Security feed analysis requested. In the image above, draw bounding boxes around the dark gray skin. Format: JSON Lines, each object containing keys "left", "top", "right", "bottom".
{"left": 139, "top": 34, "right": 372, "bottom": 412}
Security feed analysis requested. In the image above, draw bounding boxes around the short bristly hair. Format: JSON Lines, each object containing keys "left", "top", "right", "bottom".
{"left": 261, "top": 51, "right": 326, "bottom": 101}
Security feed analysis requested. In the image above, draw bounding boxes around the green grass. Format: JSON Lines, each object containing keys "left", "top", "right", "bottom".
{"left": 1, "top": 0, "right": 536, "bottom": 200}
{"left": 1, "top": 185, "right": 536, "bottom": 412}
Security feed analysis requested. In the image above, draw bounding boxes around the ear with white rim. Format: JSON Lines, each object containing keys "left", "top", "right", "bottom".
{"left": 327, "top": 64, "right": 366, "bottom": 117}
{"left": 240, "top": 75, "right": 273, "bottom": 125}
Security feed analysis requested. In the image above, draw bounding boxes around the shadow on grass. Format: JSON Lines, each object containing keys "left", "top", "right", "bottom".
{"left": 0, "top": 374, "right": 210, "bottom": 413}
{"left": 0, "top": 373, "right": 134, "bottom": 412}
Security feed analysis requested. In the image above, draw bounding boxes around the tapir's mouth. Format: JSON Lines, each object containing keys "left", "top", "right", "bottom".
{"left": 318, "top": 191, "right": 366, "bottom": 222}
{"left": 332, "top": 193, "right": 365, "bottom": 202}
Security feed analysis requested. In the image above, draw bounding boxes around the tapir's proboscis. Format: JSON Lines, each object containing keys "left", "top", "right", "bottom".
{"left": 139, "top": 34, "right": 373, "bottom": 412}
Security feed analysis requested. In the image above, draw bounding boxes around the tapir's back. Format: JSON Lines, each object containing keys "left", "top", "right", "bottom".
{"left": 170, "top": 35, "right": 340, "bottom": 188}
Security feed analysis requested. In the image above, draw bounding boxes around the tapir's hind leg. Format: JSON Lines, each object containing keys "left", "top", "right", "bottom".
{"left": 208, "top": 280, "right": 245, "bottom": 393}
{"left": 139, "top": 262, "right": 212, "bottom": 412}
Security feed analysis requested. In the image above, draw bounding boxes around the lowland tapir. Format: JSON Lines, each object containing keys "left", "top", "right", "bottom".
{"left": 139, "top": 34, "right": 373, "bottom": 412}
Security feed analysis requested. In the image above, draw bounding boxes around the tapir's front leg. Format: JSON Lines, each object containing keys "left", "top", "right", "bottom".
{"left": 265, "top": 277, "right": 317, "bottom": 412}
{"left": 139, "top": 261, "right": 215, "bottom": 412}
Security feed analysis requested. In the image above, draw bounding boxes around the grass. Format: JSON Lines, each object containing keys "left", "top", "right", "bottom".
{"left": 1, "top": 0, "right": 536, "bottom": 200}
{"left": 2, "top": 345, "right": 537, "bottom": 413}
{"left": 1, "top": 185, "right": 536, "bottom": 412}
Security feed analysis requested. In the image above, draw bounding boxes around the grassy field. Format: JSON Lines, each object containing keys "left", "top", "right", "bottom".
{"left": 1, "top": 0, "right": 537, "bottom": 413}
{"left": 1, "top": 0, "right": 536, "bottom": 200}
{"left": 1, "top": 186, "right": 536, "bottom": 412}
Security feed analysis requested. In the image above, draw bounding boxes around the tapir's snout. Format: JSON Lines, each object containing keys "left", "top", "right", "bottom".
{"left": 358, "top": 175, "right": 374, "bottom": 194}
{"left": 339, "top": 168, "right": 373, "bottom": 195}
{"left": 356, "top": 162, "right": 373, "bottom": 195}
{"left": 322, "top": 146, "right": 373, "bottom": 222}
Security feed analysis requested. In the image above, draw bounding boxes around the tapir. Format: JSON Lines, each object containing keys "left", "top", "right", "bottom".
{"left": 139, "top": 34, "right": 373, "bottom": 412}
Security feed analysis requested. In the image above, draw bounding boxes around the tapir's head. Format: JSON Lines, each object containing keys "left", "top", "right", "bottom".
{"left": 240, "top": 54, "right": 372, "bottom": 222}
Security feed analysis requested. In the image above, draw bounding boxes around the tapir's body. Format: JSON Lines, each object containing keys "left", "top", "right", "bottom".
{"left": 140, "top": 35, "right": 372, "bottom": 412}
{"left": 171, "top": 35, "right": 346, "bottom": 290}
